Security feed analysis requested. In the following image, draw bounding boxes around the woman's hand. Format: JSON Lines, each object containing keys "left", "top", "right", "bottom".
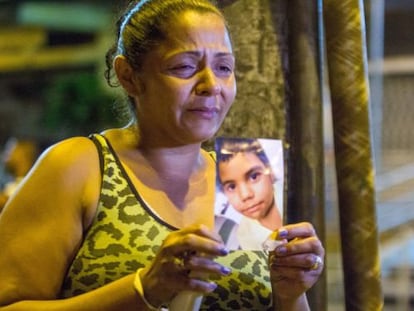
{"left": 268, "top": 222, "right": 325, "bottom": 302}
{"left": 138, "top": 224, "right": 231, "bottom": 308}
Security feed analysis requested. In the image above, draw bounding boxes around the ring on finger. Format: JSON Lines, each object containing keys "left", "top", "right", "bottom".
{"left": 310, "top": 255, "right": 323, "bottom": 270}
{"left": 173, "top": 256, "right": 186, "bottom": 270}
{"left": 174, "top": 250, "right": 194, "bottom": 274}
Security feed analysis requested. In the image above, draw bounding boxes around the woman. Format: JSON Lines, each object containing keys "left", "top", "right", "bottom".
{"left": 0, "top": 1, "right": 324, "bottom": 310}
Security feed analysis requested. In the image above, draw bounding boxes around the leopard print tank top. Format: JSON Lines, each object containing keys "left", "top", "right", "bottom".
{"left": 60, "top": 134, "right": 273, "bottom": 310}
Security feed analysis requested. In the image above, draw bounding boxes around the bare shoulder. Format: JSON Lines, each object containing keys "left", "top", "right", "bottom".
{"left": 1, "top": 135, "right": 101, "bottom": 230}
{"left": 37, "top": 136, "right": 102, "bottom": 224}
{"left": 0, "top": 136, "right": 101, "bottom": 304}
{"left": 101, "top": 125, "right": 139, "bottom": 152}
{"left": 40, "top": 136, "right": 99, "bottom": 168}
{"left": 1, "top": 135, "right": 102, "bottom": 244}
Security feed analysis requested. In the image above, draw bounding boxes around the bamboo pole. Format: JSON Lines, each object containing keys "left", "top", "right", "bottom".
{"left": 323, "top": 0, "right": 383, "bottom": 310}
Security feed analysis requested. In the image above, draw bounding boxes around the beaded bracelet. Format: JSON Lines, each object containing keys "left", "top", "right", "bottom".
{"left": 134, "top": 268, "right": 166, "bottom": 311}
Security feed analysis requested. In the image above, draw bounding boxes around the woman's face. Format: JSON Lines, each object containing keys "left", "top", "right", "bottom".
{"left": 135, "top": 10, "right": 236, "bottom": 146}
{"left": 218, "top": 152, "right": 275, "bottom": 220}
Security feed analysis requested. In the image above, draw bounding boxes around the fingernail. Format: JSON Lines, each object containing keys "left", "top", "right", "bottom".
{"left": 276, "top": 246, "right": 287, "bottom": 255}
{"left": 221, "top": 266, "right": 231, "bottom": 275}
{"left": 219, "top": 248, "right": 229, "bottom": 256}
{"left": 208, "top": 282, "right": 217, "bottom": 291}
{"left": 278, "top": 228, "right": 288, "bottom": 239}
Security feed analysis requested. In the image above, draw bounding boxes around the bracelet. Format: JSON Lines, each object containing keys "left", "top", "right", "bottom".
{"left": 134, "top": 268, "right": 164, "bottom": 311}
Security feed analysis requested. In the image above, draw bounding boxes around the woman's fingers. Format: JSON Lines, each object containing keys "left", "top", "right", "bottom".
{"left": 274, "top": 236, "right": 324, "bottom": 257}
{"left": 163, "top": 224, "right": 229, "bottom": 258}
{"left": 277, "top": 222, "right": 318, "bottom": 240}
{"left": 270, "top": 251, "right": 324, "bottom": 271}
{"left": 140, "top": 224, "right": 232, "bottom": 305}
{"left": 269, "top": 222, "right": 324, "bottom": 259}
{"left": 185, "top": 253, "right": 232, "bottom": 276}
{"left": 268, "top": 222, "right": 325, "bottom": 300}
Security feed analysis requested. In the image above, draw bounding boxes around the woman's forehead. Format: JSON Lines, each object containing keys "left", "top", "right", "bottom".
{"left": 159, "top": 11, "right": 232, "bottom": 54}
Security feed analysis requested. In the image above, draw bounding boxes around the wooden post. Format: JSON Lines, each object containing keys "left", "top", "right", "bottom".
{"left": 284, "top": 1, "right": 326, "bottom": 310}
{"left": 323, "top": 0, "right": 383, "bottom": 310}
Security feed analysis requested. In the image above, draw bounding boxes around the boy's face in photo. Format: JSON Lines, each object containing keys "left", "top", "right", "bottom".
{"left": 218, "top": 152, "right": 275, "bottom": 220}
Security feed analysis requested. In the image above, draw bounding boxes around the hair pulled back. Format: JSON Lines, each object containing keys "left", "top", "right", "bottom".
{"left": 104, "top": 0, "right": 224, "bottom": 87}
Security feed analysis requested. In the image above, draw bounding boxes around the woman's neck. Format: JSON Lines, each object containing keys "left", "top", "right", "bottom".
{"left": 139, "top": 144, "right": 204, "bottom": 181}
{"left": 137, "top": 144, "right": 210, "bottom": 210}
{"left": 107, "top": 126, "right": 212, "bottom": 211}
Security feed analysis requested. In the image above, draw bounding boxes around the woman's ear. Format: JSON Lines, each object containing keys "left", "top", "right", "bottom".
{"left": 113, "top": 55, "right": 144, "bottom": 96}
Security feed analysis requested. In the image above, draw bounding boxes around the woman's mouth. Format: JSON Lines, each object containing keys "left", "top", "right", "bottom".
{"left": 188, "top": 107, "right": 219, "bottom": 120}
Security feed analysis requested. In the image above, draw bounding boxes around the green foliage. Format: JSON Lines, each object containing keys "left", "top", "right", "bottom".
{"left": 43, "top": 71, "right": 123, "bottom": 136}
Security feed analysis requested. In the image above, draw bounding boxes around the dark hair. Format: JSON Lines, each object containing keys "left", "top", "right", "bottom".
{"left": 104, "top": 0, "right": 225, "bottom": 87}
{"left": 215, "top": 137, "right": 272, "bottom": 185}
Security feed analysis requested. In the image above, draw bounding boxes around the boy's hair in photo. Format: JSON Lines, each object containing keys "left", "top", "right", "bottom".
{"left": 215, "top": 137, "right": 273, "bottom": 187}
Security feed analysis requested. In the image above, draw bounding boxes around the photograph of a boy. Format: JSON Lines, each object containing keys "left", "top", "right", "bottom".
{"left": 215, "top": 137, "right": 284, "bottom": 250}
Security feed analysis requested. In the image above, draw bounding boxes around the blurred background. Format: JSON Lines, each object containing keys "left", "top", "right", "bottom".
{"left": 0, "top": 0, "right": 413, "bottom": 309}
{"left": 0, "top": 0, "right": 125, "bottom": 145}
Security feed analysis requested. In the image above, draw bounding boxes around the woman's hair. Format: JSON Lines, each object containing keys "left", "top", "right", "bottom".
{"left": 104, "top": 0, "right": 225, "bottom": 87}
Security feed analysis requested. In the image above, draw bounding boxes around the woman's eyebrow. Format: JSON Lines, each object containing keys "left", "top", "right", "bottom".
{"left": 169, "top": 51, "right": 234, "bottom": 59}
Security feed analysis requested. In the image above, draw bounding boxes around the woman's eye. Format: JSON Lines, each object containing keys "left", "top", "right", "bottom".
{"left": 175, "top": 64, "right": 195, "bottom": 70}
{"left": 169, "top": 64, "right": 197, "bottom": 77}
{"left": 215, "top": 64, "right": 233, "bottom": 76}
{"left": 219, "top": 65, "right": 232, "bottom": 73}
{"left": 171, "top": 64, "right": 196, "bottom": 72}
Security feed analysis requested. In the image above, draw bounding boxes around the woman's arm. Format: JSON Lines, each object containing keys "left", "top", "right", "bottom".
{"left": 0, "top": 137, "right": 153, "bottom": 310}
{"left": 0, "top": 274, "right": 150, "bottom": 311}
{"left": 0, "top": 137, "right": 230, "bottom": 311}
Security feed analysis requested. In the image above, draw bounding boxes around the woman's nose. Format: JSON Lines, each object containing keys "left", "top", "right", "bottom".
{"left": 195, "top": 68, "right": 221, "bottom": 96}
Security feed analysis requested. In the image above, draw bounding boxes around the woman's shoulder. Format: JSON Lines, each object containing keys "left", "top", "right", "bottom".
{"left": 30, "top": 136, "right": 102, "bottom": 226}
{"left": 39, "top": 136, "right": 98, "bottom": 169}
{"left": 101, "top": 125, "right": 139, "bottom": 151}
{"left": 29, "top": 136, "right": 101, "bottom": 201}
